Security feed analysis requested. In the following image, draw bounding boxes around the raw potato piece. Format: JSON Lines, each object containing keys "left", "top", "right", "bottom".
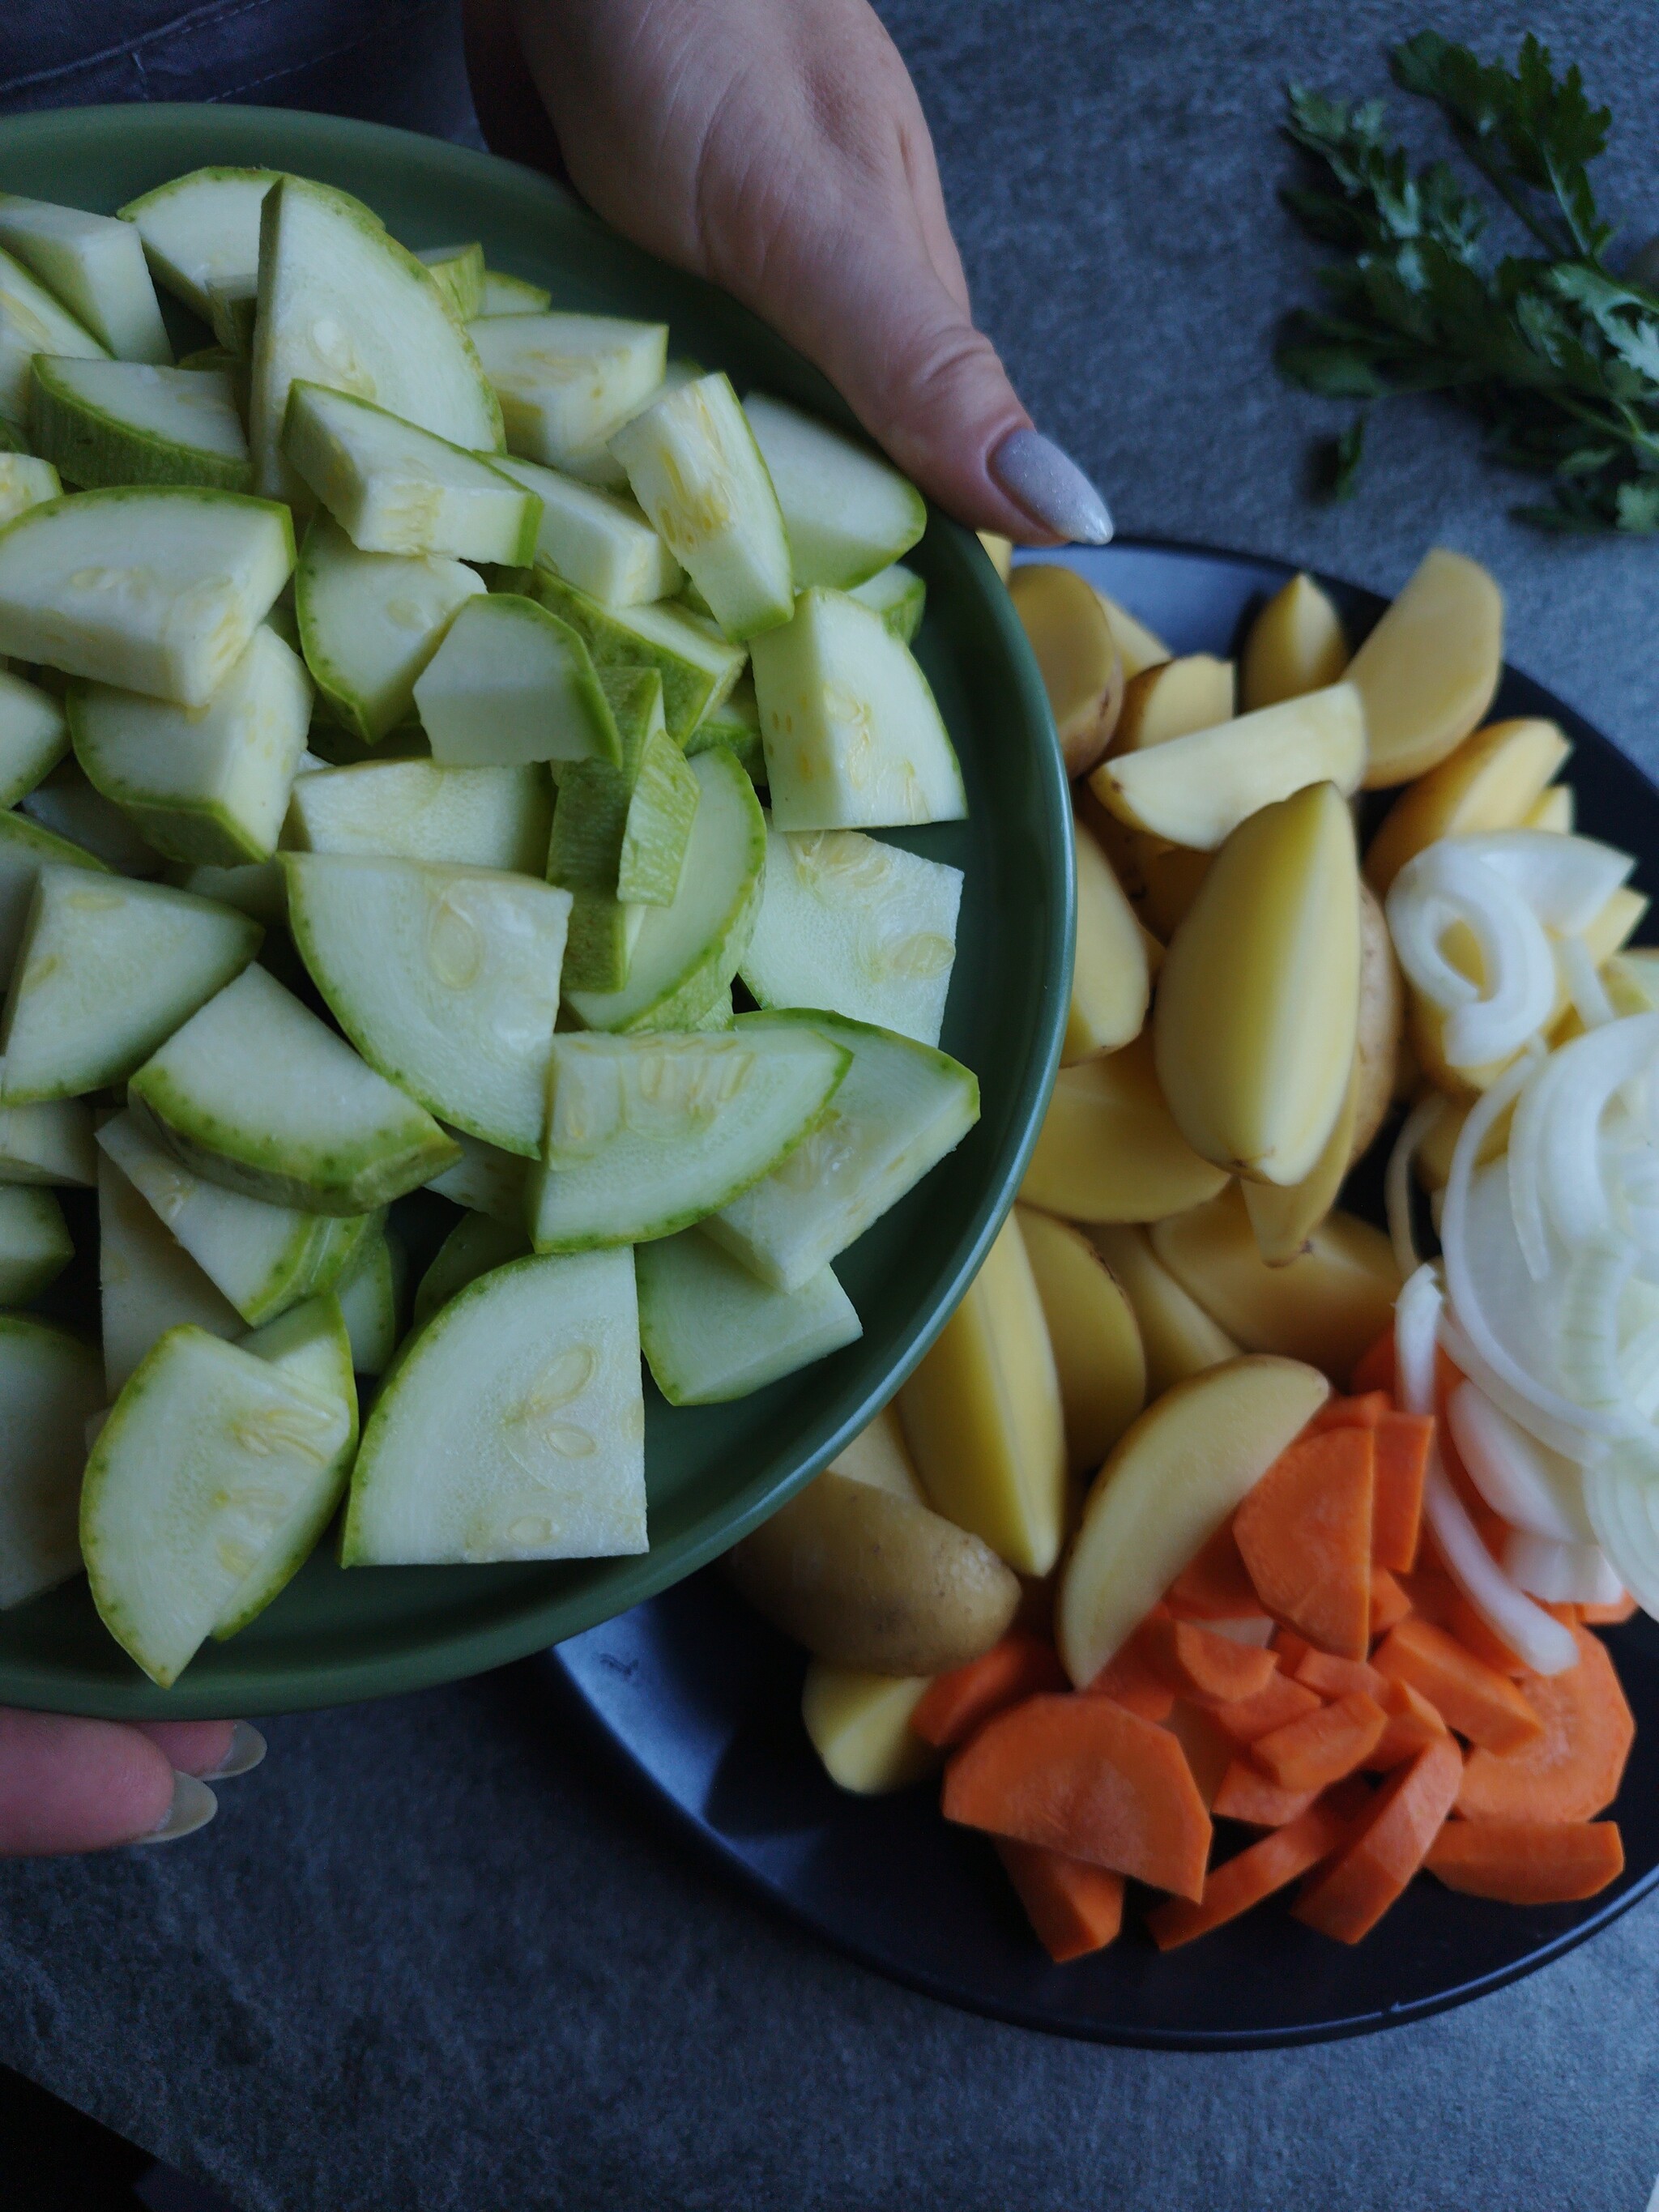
{"left": 492, "top": 452, "right": 683, "bottom": 604}
{"left": 1056, "top": 1355, "right": 1331, "bottom": 1686}
{"left": 1363, "top": 718, "right": 1572, "bottom": 897}
{"left": 1240, "top": 573, "right": 1347, "bottom": 711}
{"left": 117, "top": 167, "right": 281, "bottom": 322}
{"left": 1064, "top": 815, "right": 1150, "bottom": 1063}
{"left": 1020, "top": 1034, "right": 1230, "bottom": 1223}
{"left": 739, "top": 818, "right": 963, "bottom": 1048}
{"left": 1111, "top": 654, "right": 1233, "bottom": 752}
{"left": 829, "top": 1404, "right": 926, "bottom": 1502}
{"left": 1094, "top": 591, "right": 1170, "bottom": 680}
{"left": 414, "top": 593, "right": 621, "bottom": 769}
{"left": 1347, "top": 548, "right": 1503, "bottom": 788}
{"left": 1007, "top": 563, "right": 1123, "bottom": 777}
{"left": 0, "top": 194, "right": 169, "bottom": 361}
{"left": 296, "top": 511, "right": 485, "bottom": 745}
{"left": 742, "top": 393, "right": 926, "bottom": 590}
{"left": 286, "top": 759, "right": 552, "bottom": 874}
{"left": 897, "top": 1214, "right": 1068, "bottom": 1576}
{"left": 0, "top": 1316, "right": 104, "bottom": 1609}
{"left": 471, "top": 311, "right": 667, "bottom": 471}
{"left": 534, "top": 568, "right": 746, "bottom": 743}
{"left": 727, "top": 1468, "right": 1017, "bottom": 1672}
{"left": 637, "top": 1230, "right": 861, "bottom": 1402}
{"left": 130, "top": 963, "right": 460, "bottom": 1213}
{"left": 1016, "top": 1207, "right": 1146, "bottom": 1476}
{"left": 801, "top": 1664, "right": 938, "bottom": 1793}
{"left": 342, "top": 1249, "right": 648, "bottom": 1564}
{"left": 1087, "top": 1225, "right": 1240, "bottom": 1397}
{"left": 1242, "top": 1060, "right": 1358, "bottom": 1265}
{"left": 0, "top": 1096, "right": 96, "bottom": 1186}
{"left": 1352, "top": 881, "right": 1404, "bottom": 1162}
{"left": 0, "top": 671, "right": 69, "bottom": 806}
{"left": 0, "top": 246, "right": 106, "bottom": 423}
{"left": 0, "top": 1184, "right": 73, "bottom": 1303}
{"left": 30, "top": 358, "right": 249, "bottom": 493}
{"left": 96, "top": 1153, "right": 241, "bottom": 1396}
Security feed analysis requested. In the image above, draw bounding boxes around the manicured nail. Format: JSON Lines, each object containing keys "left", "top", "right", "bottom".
{"left": 990, "top": 427, "right": 1114, "bottom": 544}
{"left": 206, "top": 1721, "right": 267, "bottom": 1781}
{"left": 136, "top": 1771, "right": 217, "bottom": 1846}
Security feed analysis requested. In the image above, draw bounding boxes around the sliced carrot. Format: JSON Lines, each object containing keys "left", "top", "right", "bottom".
{"left": 1366, "top": 1677, "right": 1449, "bottom": 1771}
{"left": 1235, "top": 1426, "right": 1375, "bottom": 1659}
{"left": 1371, "top": 1411, "right": 1432, "bottom": 1572}
{"left": 1457, "top": 1626, "right": 1635, "bottom": 1825}
{"left": 1396, "top": 1562, "right": 1459, "bottom": 1627}
{"left": 1163, "top": 1699, "right": 1235, "bottom": 1807}
{"left": 1252, "top": 1690, "right": 1388, "bottom": 1792}
{"left": 1373, "top": 1617, "right": 1544, "bottom": 1754}
{"left": 1273, "top": 1628, "right": 1312, "bottom": 1673}
{"left": 996, "top": 1839, "right": 1126, "bottom": 1961}
{"left": 912, "top": 1633, "right": 1068, "bottom": 1749}
{"left": 1085, "top": 1617, "right": 1176, "bottom": 1722}
{"left": 942, "top": 1692, "right": 1213, "bottom": 1899}
{"left": 1212, "top": 1760, "right": 1319, "bottom": 1827}
{"left": 1148, "top": 1779, "right": 1372, "bottom": 1950}
{"left": 1311, "top": 1391, "right": 1391, "bottom": 1432}
{"left": 1426, "top": 1818, "right": 1625, "bottom": 1905}
{"left": 1141, "top": 1615, "right": 1278, "bottom": 1703}
{"left": 1578, "top": 1592, "right": 1637, "bottom": 1626}
{"left": 1293, "top": 1735, "right": 1465, "bottom": 1943}
{"left": 1166, "top": 1521, "right": 1260, "bottom": 1620}
{"left": 1369, "top": 1566, "right": 1412, "bottom": 1637}
{"left": 1206, "top": 1671, "right": 1323, "bottom": 1747}
{"left": 1294, "top": 1648, "right": 1388, "bottom": 1702}
{"left": 1445, "top": 1595, "right": 1527, "bottom": 1678}
{"left": 1350, "top": 1328, "right": 1396, "bottom": 1396}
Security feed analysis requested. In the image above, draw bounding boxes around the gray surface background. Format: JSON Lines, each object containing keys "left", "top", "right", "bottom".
{"left": 4, "top": 3, "right": 1659, "bottom": 2207}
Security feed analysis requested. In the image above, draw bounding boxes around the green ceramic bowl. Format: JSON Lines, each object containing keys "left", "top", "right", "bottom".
{"left": 0, "top": 104, "right": 1071, "bottom": 1718}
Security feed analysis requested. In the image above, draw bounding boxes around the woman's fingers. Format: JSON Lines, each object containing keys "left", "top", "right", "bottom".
{"left": 134, "top": 1719, "right": 265, "bottom": 1779}
{"left": 0, "top": 1708, "right": 211, "bottom": 1856}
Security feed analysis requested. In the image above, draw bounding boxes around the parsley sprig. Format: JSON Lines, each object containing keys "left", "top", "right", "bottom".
{"left": 1277, "top": 31, "right": 1659, "bottom": 533}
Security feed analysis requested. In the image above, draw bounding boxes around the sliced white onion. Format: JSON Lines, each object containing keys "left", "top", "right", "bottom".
{"left": 1538, "top": 1014, "right": 1659, "bottom": 1249}
{"left": 1446, "top": 1380, "right": 1594, "bottom": 1542}
{"left": 1439, "top": 1309, "right": 1609, "bottom": 1462}
{"left": 1499, "top": 1528, "right": 1625, "bottom": 1605}
{"left": 1388, "top": 844, "right": 1558, "bottom": 1065}
{"left": 1584, "top": 1447, "right": 1659, "bottom": 1622}
{"left": 1454, "top": 829, "right": 1634, "bottom": 934}
{"left": 1394, "top": 1260, "right": 1444, "bottom": 1418}
{"left": 1560, "top": 934, "right": 1616, "bottom": 1031}
{"left": 1559, "top": 1234, "right": 1641, "bottom": 1421}
{"left": 1423, "top": 1460, "right": 1580, "bottom": 1673}
{"left": 1201, "top": 1615, "right": 1277, "bottom": 1648}
{"left": 1385, "top": 1093, "right": 1444, "bottom": 1280}
{"left": 1506, "top": 1044, "right": 1564, "bottom": 1283}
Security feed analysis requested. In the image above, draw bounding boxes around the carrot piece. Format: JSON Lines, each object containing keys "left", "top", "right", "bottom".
{"left": 1396, "top": 1562, "right": 1459, "bottom": 1627}
{"left": 1163, "top": 1699, "right": 1235, "bottom": 1807}
{"left": 942, "top": 1693, "right": 1213, "bottom": 1899}
{"left": 1235, "top": 1426, "right": 1375, "bottom": 1659}
{"left": 1426, "top": 1818, "right": 1625, "bottom": 1905}
{"left": 1293, "top": 1736, "right": 1465, "bottom": 1943}
{"left": 1374, "top": 1617, "right": 1544, "bottom": 1753}
{"left": 1311, "top": 1391, "right": 1391, "bottom": 1432}
{"left": 1085, "top": 1618, "right": 1176, "bottom": 1722}
{"left": 1371, "top": 1411, "right": 1432, "bottom": 1572}
{"left": 1350, "top": 1329, "right": 1397, "bottom": 1395}
{"left": 912, "top": 1633, "right": 1068, "bottom": 1749}
{"left": 1141, "top": 1615, "right": 1278, "bottom": 1703}
{"left": 1252, "top": 1690, "right": 1388, "bottom": 1792}
{"left": 1367, "top": 1677, "right": 1449, "bottom": 1771}
{"left": 1444, "top": 1595, "right": 1527, "bottom": 1678}
{"left": 1294, "top": 1648, "right": 1388, "bottom": 1702}
{"left": 1213, "top": 1759, "right": 1319, "bottom": 1827}
{"left": 1369, "top": 1566, "right": 1412, "bottom": 1637}
{"left": 1148, "top": 1779, "right": 1372, "bottom": 1949}
{"left": 1457, "top": 1626, "right": 1635, "bottom": 1824}
{"left": 1273, "top": 1627, "right": 1312, "bottom": 1673}
{"left": 996, "top": 1838, "right": 1126, "bottom": 1961}
{"left": 1578, "top": 1592, "right": 1637, "bottom": 1626}
{"left": 1207, "top": 1671, "right": 1323, "bottom": 1747}
{"left": 1166, "top": 1522, "right": 1260, "bottom": 1620}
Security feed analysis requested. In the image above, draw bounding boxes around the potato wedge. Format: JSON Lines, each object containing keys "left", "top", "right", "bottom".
{"left": 1240, "top": 573, "right": 1347, "bottom": 711}
{"left": 1364, "top": 717, "right": 1572, "bottom": 897}
{"left": 1088, "top": 1224, "right": 1240, "bottom": 1396}
{"left": 1093, "top": 590, "right": 1170, "bottom": 680}
{"left": 829, "top": 1404, "right": 924, "bottom": 1502}
{"left": 802, "top": 1663, "right": 939, "bottom": 1792}
{"left": 1009, "top": 562, "right": 1124, "bottom": 777}
{"left": 977, "top": 531, "right": 1013, "bottom": 582}
{"left": 726, "top": 1470, "right": 1020, "bottom": 1674}
{"left": 1111, "top": 653, "right": 1234, "bottom": 754}
{"left": 1064, "top": 812, "right": 1150, "bottom": 1063}
{"left": 1242, "top": 1059, "right": 1358, "bottom": 1266}
{"left": 1525, "top": 784, "right": 1573, "bottom": 833}
{"left": 1017, "top": 1206, "right": 1146, "bottom": 1476}
{"left": 1346, "top": 548, "right": 1503, "bottom": 789}
{"left": 1352, "top": 878, "right": 1403, "bottom": 1162}
{"left": 1079, "top": 791, "right": 1212, "bottom": 940}
{"left": 1021, "top": 1033, "right": 1230, "bottom": 1224}
{"left": 1056, "top": 1354, "right": 1330, "bottom": 1686}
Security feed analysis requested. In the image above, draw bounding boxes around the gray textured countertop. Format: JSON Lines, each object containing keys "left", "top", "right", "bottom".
{"left": 4, "top": 4, "right": 1659, "bottom": 2207}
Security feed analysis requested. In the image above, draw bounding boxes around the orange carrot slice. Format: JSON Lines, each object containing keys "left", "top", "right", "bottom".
{"left": 1148, "top": 1779, "right": 1372, "bottom": 1950}
{"left": 1369, "top": 1565, "right": 1412, "bottom": 1638}
{"left": 1163, "top": 1699, "right": 1235, "bottom": 1808}
{"left": 1396, "top": 1562, "right": 1459, "bottom": 1627}
{"left": 1371, "top": 1411, "right": 1432, "bottom": 1572}
{"left": 1293, "top": 1736, "right": 1465, "bottom": 1943}
{"left": 1579, "top": 1592, "right": 1637, "bottom": 1626}
{"left": 1207, "top": 1671, "right": 1323, "bottom": 1747}
{"left": 1085, "top": 1617, "right": 1176, "bottom": 1722}
{"left": 996, "top": 1839, "right": 1126, "bottom": 1960}
{"left": 1373, "top": 1617, "right": 1544, "bottom": 1754}
{"left": 1252, "top": 1690, "right": 1388, "bottom": 1792}
{"left": 1166, "top": 1522, "right": 1260, "bottom": 1620}
{"left": 1235, "top": 1426, "right": 1375, "bottom": 1659}
{"left": 942, "top": 1693, "right": 1213, "bottom": 1899}
{"left": 1350, "top": 1329, "right": 1397, "bottom": 1395}
{"left": 1366, "top": 1677, "right": 1448, "bottom": 1771}
{"left": 1311, "top": 1391, "right": 1391, "bottom": 1432}
{"left": 1142, "top": 1616, "right": 1278, "bottom": 1703}
{"left": 912, "top": 1634, "right": 1068, "bottom": 1749}
{"left": 1456, "top": 1626, "right": 1635, "bottom": 1824}
{"left": 1293, "top": 1649, "right": 1388, "bottom": 1702}
{"left": 1212, "top": 1760, "right": 1320, "bottom": 1827}
{"left": 1444, "top": 1594, "right": 1528, "bottom": 1678}
{"left": 1426, "top": 1818, "right": 1625, "bottom": 1904}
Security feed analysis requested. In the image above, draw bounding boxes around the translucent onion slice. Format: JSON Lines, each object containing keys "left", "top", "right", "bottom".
{"left": 1560, "top": 934, "right": 1614, "bottom": 1032}
{"left": 1559, "top": 1234, "right": 1640, "bottom": 1421}
{"left": 1385, "top": 1093, "right": 1444, "bottom": 1281}
{"left": 1538, "top": 1014, "right": 1659, "bottom": 1251}
{"left": 1445, "top": 1379, "right": 1593, "bottom": 1543}
{"left": 1203, "top": 1616, "right": 1277, "bottom": 1648}
{"left": 1499, "top": 1529, "right": 1625, "bottom": 1606}
{"left": 1388, "top": 845, "right": 1557, "bottom": 1068}
{"left": 1439, "top": 1310, "right": 1608, "bottom": 1463}
{"left": 1506, "top": 1044, "right": 1564, "bottom": 1284}
{"left": 1454, "top": 829, "right": 1634, "bottom": 934}
{"left": 1584, "top": 1447, "right": 1659, "bottom": 1622}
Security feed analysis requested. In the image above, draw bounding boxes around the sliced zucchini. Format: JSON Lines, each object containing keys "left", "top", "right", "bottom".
{"left": 0, "top": 669, "right": 69, "bottom": 804}
{"left": 283, "top": 381, "right": 540, "bottom": 563}
{"left": 70, "top": 624, "right": 312, "bottom": 867}
{"left": 118, "top": 168, "right": 283, "bottom": 322}
{"left": 96, "top": 1149, "right": 241, "bottom": 1396}
{"left": 0, "top": 245, "right": 105, "bottom": 423}
{"left": 490, "top": 454, "right": 682, "bottom": 606}
{"left": 848, "top": 561, "right": 926, "bottom": 644}
{"left": 752, "top": 587, "right": 965, "bottom": 829}
{"left": 617, "top": 727, "right": 700, "bottom": 906}
{"left": 20, "top": 759, "right": 164, "bottom": 876}
{"left": 286, "top": 757, "right": 551, "bottom": 874}
{"left": 29, "top": 357, "right": 251, "bottom": 492}
{"left": 207, "top": 274, "right": 258, "bottom": 356}
{"left": 705, "top": 1011, "right": 979, "bottom": 1290}
{"left": 561, "top": 893, "right": 646, "bottom": 998}
{"left": 546, "top": 665, "right": 662, "bottom": 887}
{"left": 476, "top": 268, "right": 551, "bottom": 317}
{"left": 529, "top": 1023, "right": 848, "bottom": 1251}
{"left": 684, "top": 671, "right": 766, "bottom": 784}
{"left": 412, "top": 592, "right": 621, "bottom": 769}
{"left": 82, "top": 1323, "right": 355, "bottom": 1685}
{"left": 742, "top": 393, "right": 925, "bottom": 590}
{"left": 565, "top": 746, "right": 765, "bottom": 1032}
{"left": 0, "top": 1316, "right": 104, "bottom": 1609}
{"left": 0, "top": 194, "right": 170, "bottom": 364}
{"left": 296, "top": 510, "right": 484, "bottom": 744}
{"left": 177, "top": 858, "right": 288, "bottom": 927}
{"left": 0, "top": 808, "right": 104, "bottom": 976}
{"left": 533, "top": 566, "right": 746, "bottom": 742}
{"left": 0, "top": 1183, "right": 73, "bottom": 1302}
{"left": 692, "top": 985, "right": 736, "bottom": 1031}
{"left": 130, "top": 961, "right": 461, "bottom": 1213}
{"left": 342, "top": 1248, "right": 646, "bottom": 1564}
{"left": 470, "top": 311, "right": 666, "bottom": 470}
{"left": 424, "top": 1126, "right": 528, "bottom": 1223}
{"left": 739, "top": 819, "right": 962, "bottom": 1046}
{"left": 611, "top": 372, "right": 793, "bottom": 640}
{"left": 0, "top": 487, "right": 294, "bottom": 707}
{"left": 331, "top": 1221, "right": 402, "bottom": 1375}
{"left": 0, "top": 1095, "right": 96, "bottom": 1186}
{"left": 249, "top": 175, "right": 502, "bottom": 502}
{"left": 284, "top": 851, "right": 571, "bottom": 1157}
{"left": 638, "top": 1229, "right": 860, "bottom": 1404}
{"left": 415, "top": 241, "right": 485, "bottom": 322}
{"left": 412, "top": 1210, "right": 529, "bottom": 1331}
{"left": 0, "top": 451, "right": 63, "bottom": 529}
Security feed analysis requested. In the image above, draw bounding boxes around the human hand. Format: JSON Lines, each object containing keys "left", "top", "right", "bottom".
{"left": 0, "top": 1709, "right": 264, "bottom": 1856}
{"left": 465, "top": 0, "right": 1111, "bottom": 544}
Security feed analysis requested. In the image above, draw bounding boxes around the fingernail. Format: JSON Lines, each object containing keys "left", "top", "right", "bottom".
{"left": 136, "top": 1771, "right": 217, "bottom": 1846}
{"left": 990, "top": 427, "right": 1114, "bottom": 545}
{"left": 205, "top": 1721, "right": 267, "bottom": 1781}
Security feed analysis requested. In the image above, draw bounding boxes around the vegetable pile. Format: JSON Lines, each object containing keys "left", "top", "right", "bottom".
{"left": 736, "top": 543, "right": 1651, "bottom": 1959}
{"left": 0, "top": 168, "right": 980, "bottom": 1686}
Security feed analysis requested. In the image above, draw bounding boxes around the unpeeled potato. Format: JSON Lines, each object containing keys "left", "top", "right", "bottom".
{"left": 1009, "top": 562, "right": 1124, "bottom": 777}
{"left": 1077, "top": 787, "right": 1211, "bottom": 940}
{"left": 1111, "top": 654, "right": 1234, "bottom": 754}
{"left": 1352, "top": 878, "right": 1404, "bottom": 1161}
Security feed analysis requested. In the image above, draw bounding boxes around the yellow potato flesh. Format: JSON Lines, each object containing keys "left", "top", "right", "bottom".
{"left": 1525, "top": 784, "right": 1574, "bottom": 833}
{"left": 1243, "top": 1058, "right": 1358, "bottom": 1266}
{"left": 1088, "top": 1225, "right": 1240, "bottom": 1396}
{"left": 1111, "top": 653, "right": 1234, "bottom": 753}
{"left": 1154, "top": 782, "right": 1361, "bottom": 1187}
{"left": 1092, "top": 590, "right": 1170, "bottom": 680}
{"left": 1009, "top": 562, "right": 1124, "bottom": 777}
{"left": 1080, "top": 793, "right": 1212, "bottom": 940}
{"left": 977, "top": 531, "right": 1013, "bottom": 582}
{"left": 1055, "top": 1354, "right": 1330, "bottom": 1686}
{"left": 1606, "top": 949, "right": 1659, "bottom": 1016}
{"left": 1363, "top": 717, "right": 1572, "bottom": 897}
{"left": 1151, "top": 1187, "right": 1402, "bottom": 1383}
{"left": 1093, "top": 682, "right": 1365, "bottom": 850}
{"left": 897, "top": 1213, "right": 1068, "bottom": 1575}
{"left": 1240, "top": 572, "right": 1348, "bottom": 711}
{"left": 1352, "top": 879, "right": 1404, "bottom": 1162}
{"left": 829, "top": 1404, "right": 923, "bottom": 1502}
{"left": 1016, "top": 1206, "right": 1146, "bottom": 1477}
{"left": 1064, "top": 812, "right": 1150, "bottom": 1063}
{"left": 1347, "top": 548, "right": 1503, "bottom": 789}
{"left": 1413, "top": 1093, "right": 1511, "bottom": 1195}
{"left": 801, "top": 1663, "right": 938, "bottom": 1793}
{"left": 1021, "top": 1031, "right": 1230, "bottom": 1223}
